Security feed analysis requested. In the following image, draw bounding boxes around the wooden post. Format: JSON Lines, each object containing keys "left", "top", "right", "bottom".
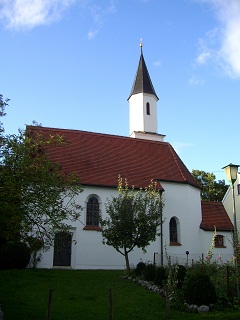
{"left": 165, "top": 286, "right": 170, "bottom": 319}
{"left": 46, "top": 289, "right": 53, "bottom": 320}
{"left": 109, "top": 288, "right": 113, "bottom": 320}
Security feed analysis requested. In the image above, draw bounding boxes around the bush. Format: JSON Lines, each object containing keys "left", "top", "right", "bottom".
{"left": 0, "top": 241, "right": 31, "bottom": 270}
{"left": 176, "top": 264, "right": 186, "bottom": 289}
{"left": 135, "top": 261, "right": 146, "bottom": 277}
{"left": 183, "top": 271, "right": 217, "bottom": 305}
{"left": 143, "top": 263, "right": 155, "bottom": 281}
{"left": 27, "top": 236, "right": 44, "bottom": 252}
{"left": 154, "top": 266, "right": 167, "bottom": 286}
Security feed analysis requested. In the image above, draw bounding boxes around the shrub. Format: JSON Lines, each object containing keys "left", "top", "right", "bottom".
{"left": 27, "top": 236, "right": 44, "bottom": 252}
{"left": 0, "top": 241, "right": 31, "bottom": 270}
{"left": 27, "top": 237, "right": 44, "bottom": 268}
{"left": 154, "top": 266, "right": 167, "bottom": 286}
{"left": 143, "top": 263, "right": 155, "bottom": 281}
{"left": 183, "top": 271, "right": 217, "bottom": 305}
{"left": 176, "top": 264, "right": 186, "bottom": 289}
{"left": 135, "top": 261, "right": 146, "bottom": 277}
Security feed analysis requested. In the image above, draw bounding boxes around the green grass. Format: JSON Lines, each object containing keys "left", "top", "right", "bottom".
{"left": 1, "top": 269, "right": 240, "bottom": 320}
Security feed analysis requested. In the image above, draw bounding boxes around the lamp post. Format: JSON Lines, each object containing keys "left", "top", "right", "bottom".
{"left": 185, "top": 251, "right": 189, "bottom": 266}
{"left": 154, "top": 179, "right": 164, "bottom": 266}
{"left": 157, "top": 189, "right": 164, "bottom": 267}
{"left": 222, "top": 163, "right": 240, "bottom": 299}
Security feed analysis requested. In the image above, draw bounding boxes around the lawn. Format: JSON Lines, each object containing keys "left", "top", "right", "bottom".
{"left": 1, "top": 269, "right": 240, "bottom": 320}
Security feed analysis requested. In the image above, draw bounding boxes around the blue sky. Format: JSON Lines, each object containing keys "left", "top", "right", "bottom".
{"left": 0, "top": 0, "right": 239, "bottom": 182}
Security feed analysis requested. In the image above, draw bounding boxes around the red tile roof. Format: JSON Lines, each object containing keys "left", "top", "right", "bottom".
{"left": 200, "top": 201, "right": 233, "bottom": 231}
{"left": 27, "top": 126, "right": 200, "bottom": 190}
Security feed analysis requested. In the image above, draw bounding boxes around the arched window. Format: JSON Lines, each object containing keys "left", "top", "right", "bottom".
{"left": 169, "top": 217, "right": 178, "bottom": 243}
{"left": 86, "top": 196, "right": 99, "bottom": 226}
{"left": 146, "top": 102, "right": 150, "bottom": 115}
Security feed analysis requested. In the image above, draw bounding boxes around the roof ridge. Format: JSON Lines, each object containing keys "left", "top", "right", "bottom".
{"left": 27, "top": 125, "right": 168, "bottom": 146}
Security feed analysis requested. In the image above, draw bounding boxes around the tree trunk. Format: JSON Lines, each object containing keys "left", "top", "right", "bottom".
{"left": 124, "top": 246, "right": 130, "bottom": 272}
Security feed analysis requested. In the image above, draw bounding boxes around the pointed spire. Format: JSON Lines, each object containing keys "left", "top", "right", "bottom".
{"left": 128, "top": 42, "right": 159, "bottom": 101}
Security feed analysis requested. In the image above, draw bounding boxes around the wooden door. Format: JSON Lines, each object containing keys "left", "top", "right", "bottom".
{"left": 53, "top": 231, "right": 72, "bottom": 267}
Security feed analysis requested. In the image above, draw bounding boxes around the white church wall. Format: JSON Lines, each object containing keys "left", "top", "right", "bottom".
{"left": 37, "top": 182, "right": 234, "bottom": 269}
{"left": 199, "top": 229, "right": 234, "bottom": 264}
{"left": 160, "top": 182, "right": 202, "bottom": 258}
{"left": 37, "top": 185, "right": 162, "bottom": 269}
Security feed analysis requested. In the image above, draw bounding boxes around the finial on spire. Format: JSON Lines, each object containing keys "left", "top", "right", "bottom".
{"left": 140, "top": 38, "right": 143, "bottom": 54}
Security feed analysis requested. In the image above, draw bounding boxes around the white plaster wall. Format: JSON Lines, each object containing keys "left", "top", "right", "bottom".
{"left": 199, "top": 230, "right": 234, "bottom": 263}
{"left": 129, "top": 93, "right": 158, "bottom": 135}
{"left": 37, "top": 186, "right": 162, "bottom": 269}
{"left": 38, "top": 182, "right": 234, "bottom": 269}
{"left": 160, "top": 182, "right": 202, "bottom": 258}
{"left": 223, "top": 173, "right": 240, "bottom": 238}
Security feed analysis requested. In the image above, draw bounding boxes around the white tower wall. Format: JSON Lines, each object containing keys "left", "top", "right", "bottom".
{"left": 129, "top": 93, "right": 158, "bottom": 135}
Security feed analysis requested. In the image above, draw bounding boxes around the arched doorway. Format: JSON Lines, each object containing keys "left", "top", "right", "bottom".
{"left": 53, "top": 231, "right": 72, "bottom": 267}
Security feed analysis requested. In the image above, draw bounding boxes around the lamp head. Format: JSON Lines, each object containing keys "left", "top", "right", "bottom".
{"left": 222, "top": 163, "right": 239, "bottom": 186}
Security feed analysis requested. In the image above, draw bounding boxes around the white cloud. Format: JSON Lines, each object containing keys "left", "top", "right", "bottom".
{"left": 87, "top": 1, "right": 117, "bottom": 40}
{"left": 217, "top": 1, "right": 240, "bottom": 77}
{"left": 195, "top": 0, "right": 240, "bottom": 78}
{"left": 196, "top": 38, "right": 212, "bottom": 65}
{"left": 0, "top": 0, "right": 76, "bottom": 30}
{"left": 188, "top": 74, "right": 205, "bottom": 86}
{"left": 172, "top": 142, "right": 194, "bottom": 155}
{"left": 153, "top": 60, "right": 162, "bottom": 67}
{"left": 87, "top": 27, "right": 100, "bottom": 40}
{"left": 196, "top": 50, "right": 211, "bottom": 65}
{"left": 0, "top": 0, "right": 117, "bottom": 34}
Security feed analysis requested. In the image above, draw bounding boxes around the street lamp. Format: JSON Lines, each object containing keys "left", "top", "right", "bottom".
{"left": 185, "top": 251, "right": 189, "bottom": 266}
{"left": 222, "top": 164, "right": 239, "bottom": 186}
{"left": 222, "top": 163, "right": 240, "bottom": 299}
{"left": 154, "top": 179, "right": 164, "bottom": 266}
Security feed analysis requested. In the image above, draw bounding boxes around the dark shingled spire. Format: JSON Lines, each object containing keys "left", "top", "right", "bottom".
{"left": 128, "top": 46, "right": 159, "bottom": 101}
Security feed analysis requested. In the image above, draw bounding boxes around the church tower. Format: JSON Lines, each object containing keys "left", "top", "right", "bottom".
{"left": 128, "top": 43, "right": 165, "bottom": 142}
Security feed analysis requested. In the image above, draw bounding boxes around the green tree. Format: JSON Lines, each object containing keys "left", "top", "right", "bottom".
{"left": 0, "top": 97, "right": 82, "bottom": 246}
{"left": 100, "top": 176, "right": 163, "bottom": 272}
{"left": 192, "top": 169, "right": 229, "bottom": 201}
{"left": 0, "top": 94, "right": 8, "bottom": 145}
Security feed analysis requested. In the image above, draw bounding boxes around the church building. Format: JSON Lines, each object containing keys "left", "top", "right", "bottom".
{"left": 30, "top": 45, "right": 234, "bottom": 269}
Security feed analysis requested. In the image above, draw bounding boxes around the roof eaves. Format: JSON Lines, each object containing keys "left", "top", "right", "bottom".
{"left": 200, "top": 225, "right": 233, "bottom": 232}
{"left": 158, "top": 179, "right": 201, "bottom": 189}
